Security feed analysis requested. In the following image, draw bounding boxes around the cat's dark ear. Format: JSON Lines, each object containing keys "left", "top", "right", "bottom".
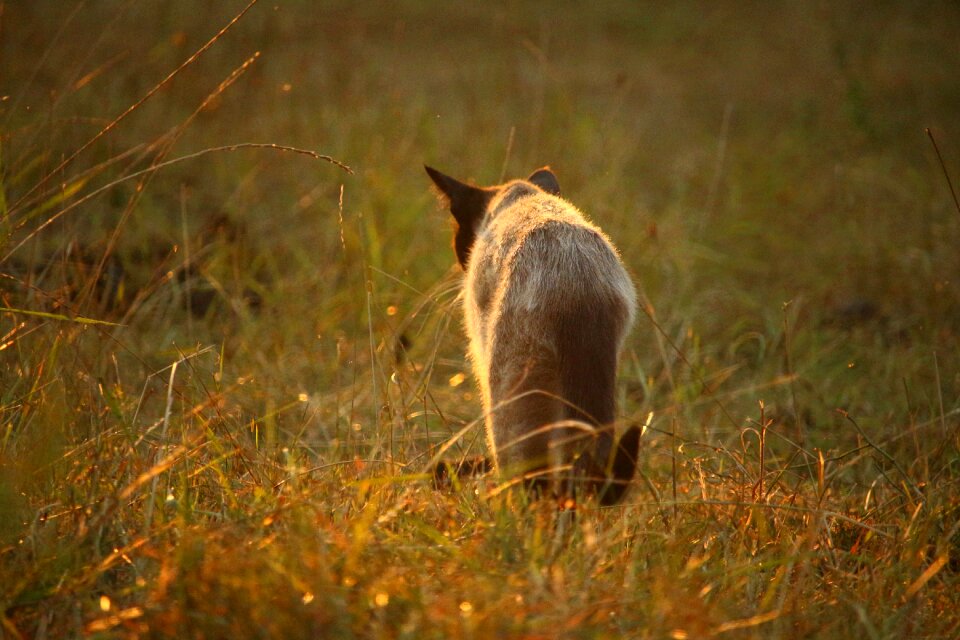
{"left": 527, "top": 167, "right": 561, "bottom": 196}
{"left": 425, "top": 165, "right": 492, "bottom": 269}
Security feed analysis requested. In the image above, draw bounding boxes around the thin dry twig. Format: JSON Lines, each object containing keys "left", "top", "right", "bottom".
{"left": 926, "top": 128, "right": 960, "bottom": 217}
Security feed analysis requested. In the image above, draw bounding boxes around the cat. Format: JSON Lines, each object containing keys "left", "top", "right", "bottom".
{"left": 426, "top": 165, "right": 641, "bottom": 505}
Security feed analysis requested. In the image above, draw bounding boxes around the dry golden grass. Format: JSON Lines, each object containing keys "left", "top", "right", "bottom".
{"left": 1, "top": 2, "right": 958, "bottom": 638}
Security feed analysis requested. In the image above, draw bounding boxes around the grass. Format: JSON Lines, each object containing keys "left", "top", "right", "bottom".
{"left": 1, "top": 1, "right": 959, "bottom": 637}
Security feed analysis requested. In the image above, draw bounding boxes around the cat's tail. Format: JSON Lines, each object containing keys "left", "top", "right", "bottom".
{"left": 595, "top": 424, "right": 641, "bottom": 506}
{"left": 433, "top": 428, "right": 639, "bottom": 506}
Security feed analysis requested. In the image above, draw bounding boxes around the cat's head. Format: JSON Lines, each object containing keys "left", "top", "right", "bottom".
{"left": 425, "top": 166, "right": 561, "bottom": 269}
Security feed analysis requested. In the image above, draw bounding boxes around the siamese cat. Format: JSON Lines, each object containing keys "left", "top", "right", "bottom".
{"left": 427, "top": 165, "right": 640, "bottom": 505}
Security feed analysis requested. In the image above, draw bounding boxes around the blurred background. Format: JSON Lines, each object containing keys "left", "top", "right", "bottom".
{"left": 2, "top": 0, "right": 959, "bottom": 500}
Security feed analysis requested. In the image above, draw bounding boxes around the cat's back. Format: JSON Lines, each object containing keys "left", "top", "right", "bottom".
{"left": 471, "top": 183, "right": 635, "bottom": 315}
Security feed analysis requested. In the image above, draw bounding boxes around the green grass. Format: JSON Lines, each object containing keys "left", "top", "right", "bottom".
{"left": 2, "top": 1, "right": 959, "bottom": 637}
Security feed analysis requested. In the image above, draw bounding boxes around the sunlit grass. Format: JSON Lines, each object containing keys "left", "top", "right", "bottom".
{"left": 1, "top": 1, "right": 959, "bottom": 638}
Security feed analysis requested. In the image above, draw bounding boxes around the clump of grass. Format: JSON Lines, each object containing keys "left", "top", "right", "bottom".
{"left": 2, "top": 2, "right": 959, "bottom": 638}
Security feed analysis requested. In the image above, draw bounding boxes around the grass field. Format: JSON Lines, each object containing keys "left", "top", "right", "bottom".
{"left": 2, "top": 1, "right": 959, "bottom": 638}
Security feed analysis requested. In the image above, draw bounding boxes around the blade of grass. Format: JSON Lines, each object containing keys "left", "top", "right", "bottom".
{"left": 0, "top": 305, "right": 123, "bottom": 326}
{"left": 926, "top": 128, "right": 960, "bottom": 217}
